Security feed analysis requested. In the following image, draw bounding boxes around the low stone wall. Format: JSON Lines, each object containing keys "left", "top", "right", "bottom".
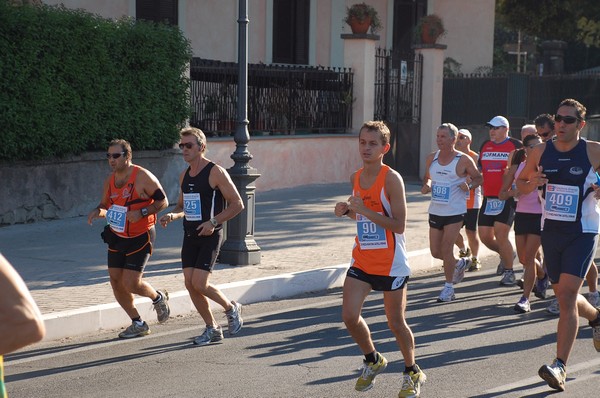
{"left": 0, "top": 134, "right": 361, "bottom": 225}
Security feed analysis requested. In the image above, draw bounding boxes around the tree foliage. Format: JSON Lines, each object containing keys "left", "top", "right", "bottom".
{"left": 498, "top": 0, "right": 600, "bottom": 46}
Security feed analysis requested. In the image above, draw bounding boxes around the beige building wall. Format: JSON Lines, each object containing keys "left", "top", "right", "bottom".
{"left": 428, "top": 0, "right": 495, "bottom": 74}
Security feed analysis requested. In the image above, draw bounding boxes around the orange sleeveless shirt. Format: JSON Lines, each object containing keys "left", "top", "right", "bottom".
{"left": 350, "top": 165, "right": 410, "bottom": 277}
{"left": 107, "top": 166, "right": 155, "bottom": 238}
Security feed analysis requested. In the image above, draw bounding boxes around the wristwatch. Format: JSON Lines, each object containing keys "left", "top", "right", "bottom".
{"left": 209, "top": 217, "right": 218, "bottom": 227}
{"left": 140, "top": 207, "right": 149, "bottom": 217}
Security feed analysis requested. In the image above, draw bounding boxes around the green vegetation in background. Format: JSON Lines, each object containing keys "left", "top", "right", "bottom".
{"left": 0, "top": 1, "right": 193, "bottom": 161}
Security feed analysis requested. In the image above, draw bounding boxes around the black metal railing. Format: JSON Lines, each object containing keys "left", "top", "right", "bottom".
{"left": 374, "top": 48, "right": 423, "bottom": 124}
{"left": 190, "top": 58, "right": 353, "bottom": 136}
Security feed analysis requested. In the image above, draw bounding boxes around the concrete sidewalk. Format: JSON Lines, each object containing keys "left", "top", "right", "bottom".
{"left": 0, "top": 182, "right": 501, "bottom": 341}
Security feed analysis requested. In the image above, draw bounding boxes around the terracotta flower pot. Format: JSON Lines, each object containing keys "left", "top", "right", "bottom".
{"left": 348, "top": 16, "right": 371, "bottom": 34}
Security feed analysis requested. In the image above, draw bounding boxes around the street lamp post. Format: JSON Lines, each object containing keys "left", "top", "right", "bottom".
{"left": 219, "top": 0, "right": 261, "bottom": 265}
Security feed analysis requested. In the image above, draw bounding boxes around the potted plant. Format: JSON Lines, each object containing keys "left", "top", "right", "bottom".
{"left": 344, "top": 2, "right": 381, "bottom": 35}
{"left": 414, "top": 14, "right": 446, "bottom": 44}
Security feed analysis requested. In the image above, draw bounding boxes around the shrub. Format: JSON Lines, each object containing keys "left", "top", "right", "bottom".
{"left": 0, "top": 0, "right": 193, "bottom": 161}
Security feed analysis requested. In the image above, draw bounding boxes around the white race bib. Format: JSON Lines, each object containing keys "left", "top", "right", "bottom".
{"left": 484, "top": 198, "right": 505, "bottom": 216}
{"left": 183, "top": 193, "right": 202, "bottom": 221}
{"left": 106, "top": 205, "right": 127, "bottom": 233}
{"left": 545, "top": 184, "right": 579, "bottom": 222}
{"left": 356, "top": 213, "right": 388, "bottom": 250}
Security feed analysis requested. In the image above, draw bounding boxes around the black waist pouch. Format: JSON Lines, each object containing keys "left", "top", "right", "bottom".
{"left": 101, "top": 225, "right": 119, "bottom": 245}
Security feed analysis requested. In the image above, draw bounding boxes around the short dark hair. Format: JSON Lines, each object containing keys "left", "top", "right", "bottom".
{"left": 533, "top": 113, "right": 555, "bottom": 129}
{"left": 558, "top": 98, "right": 587, "bottom": 120}
{"left": 108, "top": 139, "right": 132, "bottom": 159}
{"left": 360, "top": 121, "right": 391, "bottom": 146}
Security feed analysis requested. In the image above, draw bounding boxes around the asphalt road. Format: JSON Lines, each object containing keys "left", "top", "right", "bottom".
{"left": 5, "top": 266, "right": 600, "bottom": 398}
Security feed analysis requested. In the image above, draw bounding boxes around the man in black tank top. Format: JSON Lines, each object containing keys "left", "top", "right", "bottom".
{"left": 160, "top": 127, "right": 245, "bottom": 346}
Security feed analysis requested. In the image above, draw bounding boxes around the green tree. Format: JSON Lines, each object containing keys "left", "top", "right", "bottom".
{"left": 497, "top": 0, "right": 600, "bottom": 46}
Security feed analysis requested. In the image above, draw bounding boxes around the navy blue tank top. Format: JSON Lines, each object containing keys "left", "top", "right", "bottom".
{"left": 540, "top": 139, "right": 599, "bottom": 233}
{"left": 181, "top": 162, "right": 224, "bottom": 234}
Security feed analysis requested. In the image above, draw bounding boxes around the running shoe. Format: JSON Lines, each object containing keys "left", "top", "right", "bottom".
{"left": 452, "top": 258, "right": 469, "bottom": 284}
{"left": 538, "top": 359, "right": 566, "bottom": 392}
{"left": 398, "top": 364, "right": 427, "bottom": 398}
{"left": 467, "top": 257, "right": 481, "bottom": 272}
{"left": 499, "top": 270, "right": 516, "bottom": 286}
{"left": 516, "top": 278, "right": 524, "bottom": 289}
{"left": 589, "top": 308, "right": 600, "bottom": 352}
{"left": 226, "top": 301, "right": 243, "bottom": 335}
{"left": 587, "top": 291, "right": 600, "bottom": 307}
{"left": 153, "top": 289, "right": 170, "bottom": 323}
{"left": 495, "top": 258, "right": 504, "bottom": 275}
{"left": 437, "top": 285, "right": 455, "bottom": 303}
{"left": 546, "top": 298, "right": 560, "bottom": 315}
{"left": 458, "top": 247, "right": 471, "bottom": 258}
{"left": 514, "top": 297, "right": 530, "bottom": 313}
{"left": 534, "top": 274, "right": 549, "bottom": 300}
{"left": 193, "top": 325, "right": 224, "bottom": 346}
{"left": 118, "top": 321, "right": 150, "bottom": 339}
{"left": 355, "top": 353, "right": 388, "bottom": 392}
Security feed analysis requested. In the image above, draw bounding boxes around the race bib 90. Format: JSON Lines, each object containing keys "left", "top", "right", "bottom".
{"left": 356, "top": 213, "right": 388, "bottom": 250}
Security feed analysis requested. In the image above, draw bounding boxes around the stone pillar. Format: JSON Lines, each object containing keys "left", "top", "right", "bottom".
{"left": 341, "top": 33, "right": 379, "bottom": 132}
{"left": 414, "top": 44, "right": 447, "bottom": 179}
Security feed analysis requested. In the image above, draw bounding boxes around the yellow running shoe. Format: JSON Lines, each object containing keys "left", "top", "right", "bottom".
{"left": 355, "top": 353, "right": 388, "bottom": 392}
{"left": 398, "top": 364, "right": 427, "bottom": 398}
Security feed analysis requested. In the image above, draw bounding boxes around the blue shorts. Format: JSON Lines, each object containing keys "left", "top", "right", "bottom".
{"left": 540, "top": 231, "right": 597, "bottom": 283}
{"left": 346, "top": 267, "right": 409, "bottom": 291}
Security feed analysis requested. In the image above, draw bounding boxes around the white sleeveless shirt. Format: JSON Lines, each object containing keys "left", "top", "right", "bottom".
{"left": 428, "top": 151, "right": 467, "bottom": 216}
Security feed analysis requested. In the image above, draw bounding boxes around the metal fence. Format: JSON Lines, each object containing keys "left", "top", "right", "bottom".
{"left": 442, "top": 72, "right": 600, "bottom": 126}
{"left": 374, "top": 48, "right": 423, "bottom": 124}
{"left": 190, "top": 58, "right": 353, "bottom": 136}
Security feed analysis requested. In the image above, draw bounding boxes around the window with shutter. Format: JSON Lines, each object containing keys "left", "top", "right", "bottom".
{"left": 136, "top": 0, "right": 178, "bottom": 26}
{"left": 272, "top": 0, "right": 309, "bottom": 64}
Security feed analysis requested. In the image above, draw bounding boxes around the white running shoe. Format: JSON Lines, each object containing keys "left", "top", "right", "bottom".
{"left": 437, "top": 285, "right": 455, "bottom": 303}
{"left": 452, "top": 258, "right": 469, "bottom": 284}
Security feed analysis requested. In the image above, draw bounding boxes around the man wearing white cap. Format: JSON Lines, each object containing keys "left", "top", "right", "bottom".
{"left": 455, "top": 129, "right": 483, "bottom": 271}
{"left": 478, "top": 116, "right": 522, "bottom": 285}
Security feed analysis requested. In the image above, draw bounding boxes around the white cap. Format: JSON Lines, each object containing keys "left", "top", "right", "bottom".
{"left": 486, "top": 115, "right": 509, "bottom": 128}
{"left": 458, "top": 129, "right": 472, "bottom": 140}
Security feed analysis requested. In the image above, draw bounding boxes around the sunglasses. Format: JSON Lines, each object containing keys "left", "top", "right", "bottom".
{"left": 555, "top": 114, "right": 581, "bottom": 124}
{"left": 106, "top": 152, "right": 125, "bottom": 159}
{"left": 458, "top": 135, "right": 469, "bottom": 140}
{"left": 178, "top": 142, "right": 196, "bottom": 150}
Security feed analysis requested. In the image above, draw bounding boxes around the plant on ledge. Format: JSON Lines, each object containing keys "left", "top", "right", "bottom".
{"left": 344, "top": 2, "right": 382, "bottom": 35}
{"left": 414, "top": 14, "right": 446, "bottom": 44}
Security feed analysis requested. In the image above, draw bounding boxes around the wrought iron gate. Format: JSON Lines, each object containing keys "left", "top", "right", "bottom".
{"left": 374, "top": 48, "right": 423, "bottom": 178}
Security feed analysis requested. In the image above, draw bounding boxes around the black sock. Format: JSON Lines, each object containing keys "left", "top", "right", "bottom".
{"left": 556, "top": 358, "right": 566, "bottom": 368}
{"left": 364, "top": 352, "right": 378, "bottom": 364}
{"left": 132, "top": 316, "right": 142, "bottom": 323}
{"left": 404, "top": 365, "right": 417, "bottom": 374}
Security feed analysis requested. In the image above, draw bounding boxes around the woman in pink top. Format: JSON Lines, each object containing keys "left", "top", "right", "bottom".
{"left": 500, "top": 134, "right": 547, "bottom": 313}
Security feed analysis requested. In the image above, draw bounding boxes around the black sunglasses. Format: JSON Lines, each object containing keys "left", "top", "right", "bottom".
{"left": 178, "top": 142, "right": 196, "bottom": 150}
{"left": 106, "top": 152, "right": 125, "bottom": 159}
{"left": 555, "top": 114, "right": 581, "bottom": 124}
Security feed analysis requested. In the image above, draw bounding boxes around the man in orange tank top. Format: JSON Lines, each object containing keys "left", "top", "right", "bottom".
{"left": 335, "top": 121, "right": 426, "bottom": 397}
{"left": 0, "top": 253, "right": 45, "bottom": 398}
{"left": 87, "top": 139, "right": 170, "bottom": 339}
